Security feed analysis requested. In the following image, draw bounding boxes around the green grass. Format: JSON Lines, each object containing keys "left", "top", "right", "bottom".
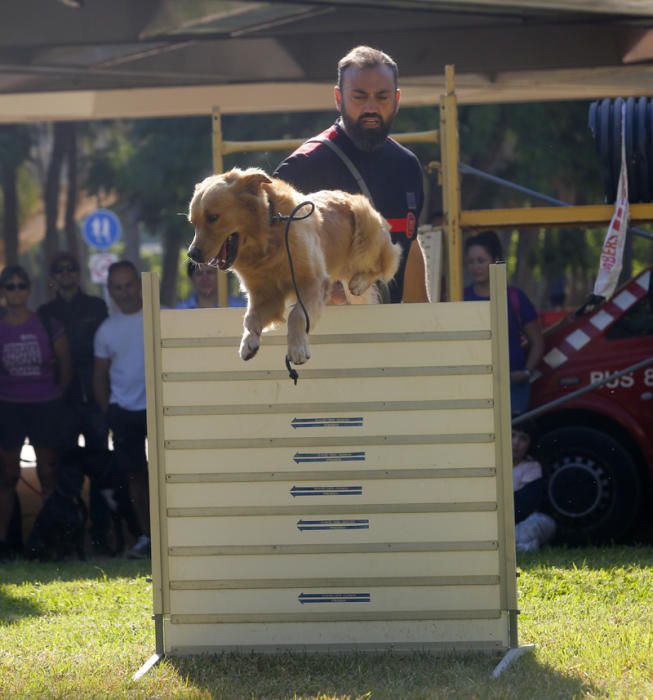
{"left": 1, "top": 548, "right": 652, "bottom": 698}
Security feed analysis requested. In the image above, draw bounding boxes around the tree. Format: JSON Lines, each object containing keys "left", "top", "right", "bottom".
{"left": 44, "top": 122, "right": 78, "bottom": 265}
{"left": 0, "top": 125, "right": 32, "bottom": 266}
{"left": 457, "top": 101, "right": 609, "bottom": 307}
{"left": 86, "top": 117, "right": 212, "bottom": 305}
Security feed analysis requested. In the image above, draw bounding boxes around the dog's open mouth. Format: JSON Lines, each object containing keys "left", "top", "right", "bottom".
{"left": 210, "top": 232, "right": 239, "bottom": 270}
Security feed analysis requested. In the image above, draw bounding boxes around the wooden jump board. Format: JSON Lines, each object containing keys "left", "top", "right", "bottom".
{"left": 142, "top": 265, "right": 517, "bottom": 655}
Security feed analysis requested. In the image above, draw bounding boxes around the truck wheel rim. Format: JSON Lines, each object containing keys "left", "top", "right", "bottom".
{"left": 547, "top": 457, "right": 607, "bottom": 519}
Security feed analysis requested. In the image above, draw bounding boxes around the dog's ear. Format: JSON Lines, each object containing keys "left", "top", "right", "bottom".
{"left": 233, "top": 169, "right": 272, "bottom": 195}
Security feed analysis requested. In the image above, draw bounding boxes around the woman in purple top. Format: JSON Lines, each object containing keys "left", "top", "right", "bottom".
{"left": 463, "top": 231, "right": 544, "bottom": 415}
{"left": 0, "top": 265, "right": 72, "bottom": 559}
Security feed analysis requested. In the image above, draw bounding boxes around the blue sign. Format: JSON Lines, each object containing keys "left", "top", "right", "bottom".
{"left": 290, "top": 485, "right": 362, "bottom": 497}
{"left": 297, "top": 519, "right": 370, "bottom": 531}
{"left": 294, "top": 451, "right": 366, "bottom": 463}
{"left": 82, "top": 209, "right": 122, "bottom": 249}
{"left": 291, "top": 417, "right": 363, "bottom": 429}
{"left": 298, "top": 592, "right": 371, "bottom": 604}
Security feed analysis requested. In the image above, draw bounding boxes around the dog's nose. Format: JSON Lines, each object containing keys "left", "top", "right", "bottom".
{"left": 188, "top": 245, "right": 203, "bottom": 262}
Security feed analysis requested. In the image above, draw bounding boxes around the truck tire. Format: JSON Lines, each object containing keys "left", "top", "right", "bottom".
{"left": 536, "top": 427, "right": 641, "bottom": 545}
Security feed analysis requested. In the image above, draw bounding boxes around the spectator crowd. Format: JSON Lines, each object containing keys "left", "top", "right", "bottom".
{"left": 0, "top": 254, "right": 155, "bottom": 560}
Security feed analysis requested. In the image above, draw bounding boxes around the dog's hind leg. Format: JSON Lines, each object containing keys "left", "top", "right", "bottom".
{"left": 348, "top": 272, "right": 375, "bottom": 296}
{"left": 348, "top": 196, "right": 401, "bottom": 292}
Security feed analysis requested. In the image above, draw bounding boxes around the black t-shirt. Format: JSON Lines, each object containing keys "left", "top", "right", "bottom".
{"left": 38, "top": 290, "right": 108, "bottom": 403}
{"left": 273, "top": 121, "right": 423, "bottom": 303}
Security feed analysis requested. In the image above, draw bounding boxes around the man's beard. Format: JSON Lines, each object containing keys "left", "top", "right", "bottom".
{"left": 341, "top": 107, "right": 395, "bottom": 152}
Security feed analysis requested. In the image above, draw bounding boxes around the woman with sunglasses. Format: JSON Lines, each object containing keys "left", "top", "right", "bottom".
{"left": 0, "top": 264, "right": 72, "bottom": 560}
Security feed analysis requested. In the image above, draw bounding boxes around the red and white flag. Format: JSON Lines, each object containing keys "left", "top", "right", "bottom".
{"left": 593, "top": 104, "right": 630, "bottom": 300}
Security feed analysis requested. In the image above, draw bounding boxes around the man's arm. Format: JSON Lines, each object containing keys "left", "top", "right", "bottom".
{"left": 401, "top": 239, "right": 430, "bottom": 303}
{"left": 92, "top": 356, "right": 111, "bottom": 414}
{"left": 53, "top": 333, "right": 73, "bottom": 392}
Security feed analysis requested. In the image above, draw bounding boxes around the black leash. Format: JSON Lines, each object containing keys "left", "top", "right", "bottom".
{"left": 270, "top": 199, "right": 315, "bottom": 384}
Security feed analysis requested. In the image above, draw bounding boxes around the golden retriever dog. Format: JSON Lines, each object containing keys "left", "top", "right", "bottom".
{"left": 187, "top": 167, "right": 400, "bottom": 365}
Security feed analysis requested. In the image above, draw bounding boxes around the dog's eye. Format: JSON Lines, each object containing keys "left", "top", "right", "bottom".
{"left": 206, "top": 213, "right": 220, "bottom": 223}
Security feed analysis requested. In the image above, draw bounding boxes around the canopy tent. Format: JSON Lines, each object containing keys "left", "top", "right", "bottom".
{"left": 2, "top": 0, "right": 653, "bottom": 122}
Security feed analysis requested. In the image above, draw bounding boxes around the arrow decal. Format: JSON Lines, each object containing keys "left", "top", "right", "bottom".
{"left": 290, "top": 485, "right": 362, "bottom": 497}
{"left": 291, "top": 417, "right": 363, "bottom": 429}
{"left": 293, "top": 451, "right": 366, "bottom": 463}
{"left": 298, "top": 592, "right": 371, "bottom": 604}
{"left": 297, "top": 518, "right": 369, "bottom": 531}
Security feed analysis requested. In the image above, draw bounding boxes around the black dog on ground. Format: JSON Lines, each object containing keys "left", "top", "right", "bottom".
{"left": 59, "top": 446, "right": 142, "bottom": 556}
{"left": 24, "top": 446, "right": 143, "bottom": 560}
{"left": 24, "top": 464, "right": 87, "bottom": 562}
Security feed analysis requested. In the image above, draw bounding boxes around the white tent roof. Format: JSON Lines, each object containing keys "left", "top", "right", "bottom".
{"left": 2, "top": 0, "right": 653, "bottom": 122}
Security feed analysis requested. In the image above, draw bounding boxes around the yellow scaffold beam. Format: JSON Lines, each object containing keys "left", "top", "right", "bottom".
{"left": 461, "top": 203, "right": 653, "bottom": 229}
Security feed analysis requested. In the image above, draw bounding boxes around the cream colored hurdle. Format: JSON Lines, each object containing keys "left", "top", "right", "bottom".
{"left": 143, "top": 264, "right": 517, "bottom": 656}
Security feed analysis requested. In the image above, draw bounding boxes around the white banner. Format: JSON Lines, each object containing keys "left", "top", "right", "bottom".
{"left": 593, "top": 104, "right": 630, "bottom": 300}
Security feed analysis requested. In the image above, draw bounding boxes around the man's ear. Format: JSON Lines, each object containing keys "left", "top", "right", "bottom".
{"left": 334, "top": 85, "right": 343, "bottom": 113}
{"left": 395, "top": 88, "right": 401, "bottom": 111}
{"left": 234, "top": 168, "right": 272, "bottom": 195}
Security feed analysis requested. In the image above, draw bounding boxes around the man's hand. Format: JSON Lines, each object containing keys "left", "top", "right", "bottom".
{"left": 92, "top": 356, "right": 111, "bottom": 414}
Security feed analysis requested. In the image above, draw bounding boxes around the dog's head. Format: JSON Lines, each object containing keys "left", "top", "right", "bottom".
{"left": 187, "top": 167, "right": 272, "bottom": 270}
{"left": 61, "top": 446, "right": 114, "bottom": 485}
{"left": 56, "top": 464, "right": 85, "bottom": 499}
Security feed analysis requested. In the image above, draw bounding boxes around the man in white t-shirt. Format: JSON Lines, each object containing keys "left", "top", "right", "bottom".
{"left": 93, "top": 260, "right": 150, "bottom": 559}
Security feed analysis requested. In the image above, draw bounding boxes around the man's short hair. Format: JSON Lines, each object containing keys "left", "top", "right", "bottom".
{"left": 107, "top": 260, "right": 139, "bottom": 285}
{"left": 337, "top": 45, "right": 398, "bottom": 90}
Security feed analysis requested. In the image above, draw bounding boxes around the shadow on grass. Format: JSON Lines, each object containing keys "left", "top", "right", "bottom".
{"left": 0, "top": 558, "right": 151, "bottom": 624}
{"left": 0, "top": 585, "right": 44, "bottom": 625}
{"left": 166, "top": 648, "right": 596, "bottom": 700}
{"left": 517, "top": 544, "right": 653, "bottom": 572}
{"left": 0, "top": 558, "right": 151, "bottom": 586}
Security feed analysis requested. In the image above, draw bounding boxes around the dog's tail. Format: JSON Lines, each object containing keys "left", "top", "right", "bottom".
{"left": 350, "top": 195, "right": 401, "bottom": 282}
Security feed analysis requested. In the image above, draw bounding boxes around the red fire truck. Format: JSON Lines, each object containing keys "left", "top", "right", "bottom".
{"left": 530, "top": 268, "right": 653, "bottom": 544}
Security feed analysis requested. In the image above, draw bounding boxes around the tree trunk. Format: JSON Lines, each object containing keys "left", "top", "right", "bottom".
{"left": 513, "top": 228, "right": 539, "bottom": 304}
{"left": 121, "top": 201, "right": 142, "bottom": 269}
{"left": 64, "top": 123, "right": 78, "bottom": 256}
{"left": 1, "top": 162, "right": 19, "bottom": 266}
{"left": 160, "top": 225, "right": 181, "bottom": 308}
{"left": 44, "top": 122, "right": 73, "bottom": 265}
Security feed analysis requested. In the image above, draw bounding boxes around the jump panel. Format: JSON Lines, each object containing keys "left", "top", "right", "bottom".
{"left": 142, "top": 265, "right": 516, "bottom": 655}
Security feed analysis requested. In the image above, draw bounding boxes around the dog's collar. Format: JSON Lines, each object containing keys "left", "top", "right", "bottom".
{"left": 268, "top": 196, "right": 314, "bottom": 226}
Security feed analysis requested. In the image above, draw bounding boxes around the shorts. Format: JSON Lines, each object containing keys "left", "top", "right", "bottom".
{"left": 60, "top": 400, "right": 109, "bottom": 451}
{"left": 0, "top": 399, "right": 64, "bottom": 450}
{"left": 107, "top": 404, "right": 148, "bottom": 474}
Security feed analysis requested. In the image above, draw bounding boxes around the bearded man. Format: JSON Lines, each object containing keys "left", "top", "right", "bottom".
{"left": 273, "top": 45, "right": 428, "bottom": 303}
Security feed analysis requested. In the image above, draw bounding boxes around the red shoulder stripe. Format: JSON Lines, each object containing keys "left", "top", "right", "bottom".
{"left": 292, "top": 125, "right": 339, "bottom": 157}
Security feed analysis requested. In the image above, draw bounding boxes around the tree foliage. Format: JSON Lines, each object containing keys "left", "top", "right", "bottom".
{"left": 5, "top": 97, "right": 651, "bottom": 310}
{"left": 456, "top": 101, "right": 650, "bottom": 307}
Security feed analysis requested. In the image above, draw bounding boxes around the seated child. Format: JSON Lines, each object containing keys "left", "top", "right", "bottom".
{"left": 512, "top": 418, "right": 556, "bottom": 552}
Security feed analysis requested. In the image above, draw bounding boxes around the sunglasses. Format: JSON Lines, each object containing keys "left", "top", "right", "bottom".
{"left": 4, "top": 283, "right": 28, "bottom": 291}
{"left": 53, "top": 265, "right": 79, "bottom": 274}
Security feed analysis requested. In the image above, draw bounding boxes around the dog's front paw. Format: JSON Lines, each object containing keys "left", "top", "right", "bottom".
{"left": 288, "top": 341, "right": 311, "bottom": 365}
{"left": 240, "top": 332, "right": 260, "bottom": 361}
{"left": 348, "top": 273, "right": 372, "bottom": 296}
